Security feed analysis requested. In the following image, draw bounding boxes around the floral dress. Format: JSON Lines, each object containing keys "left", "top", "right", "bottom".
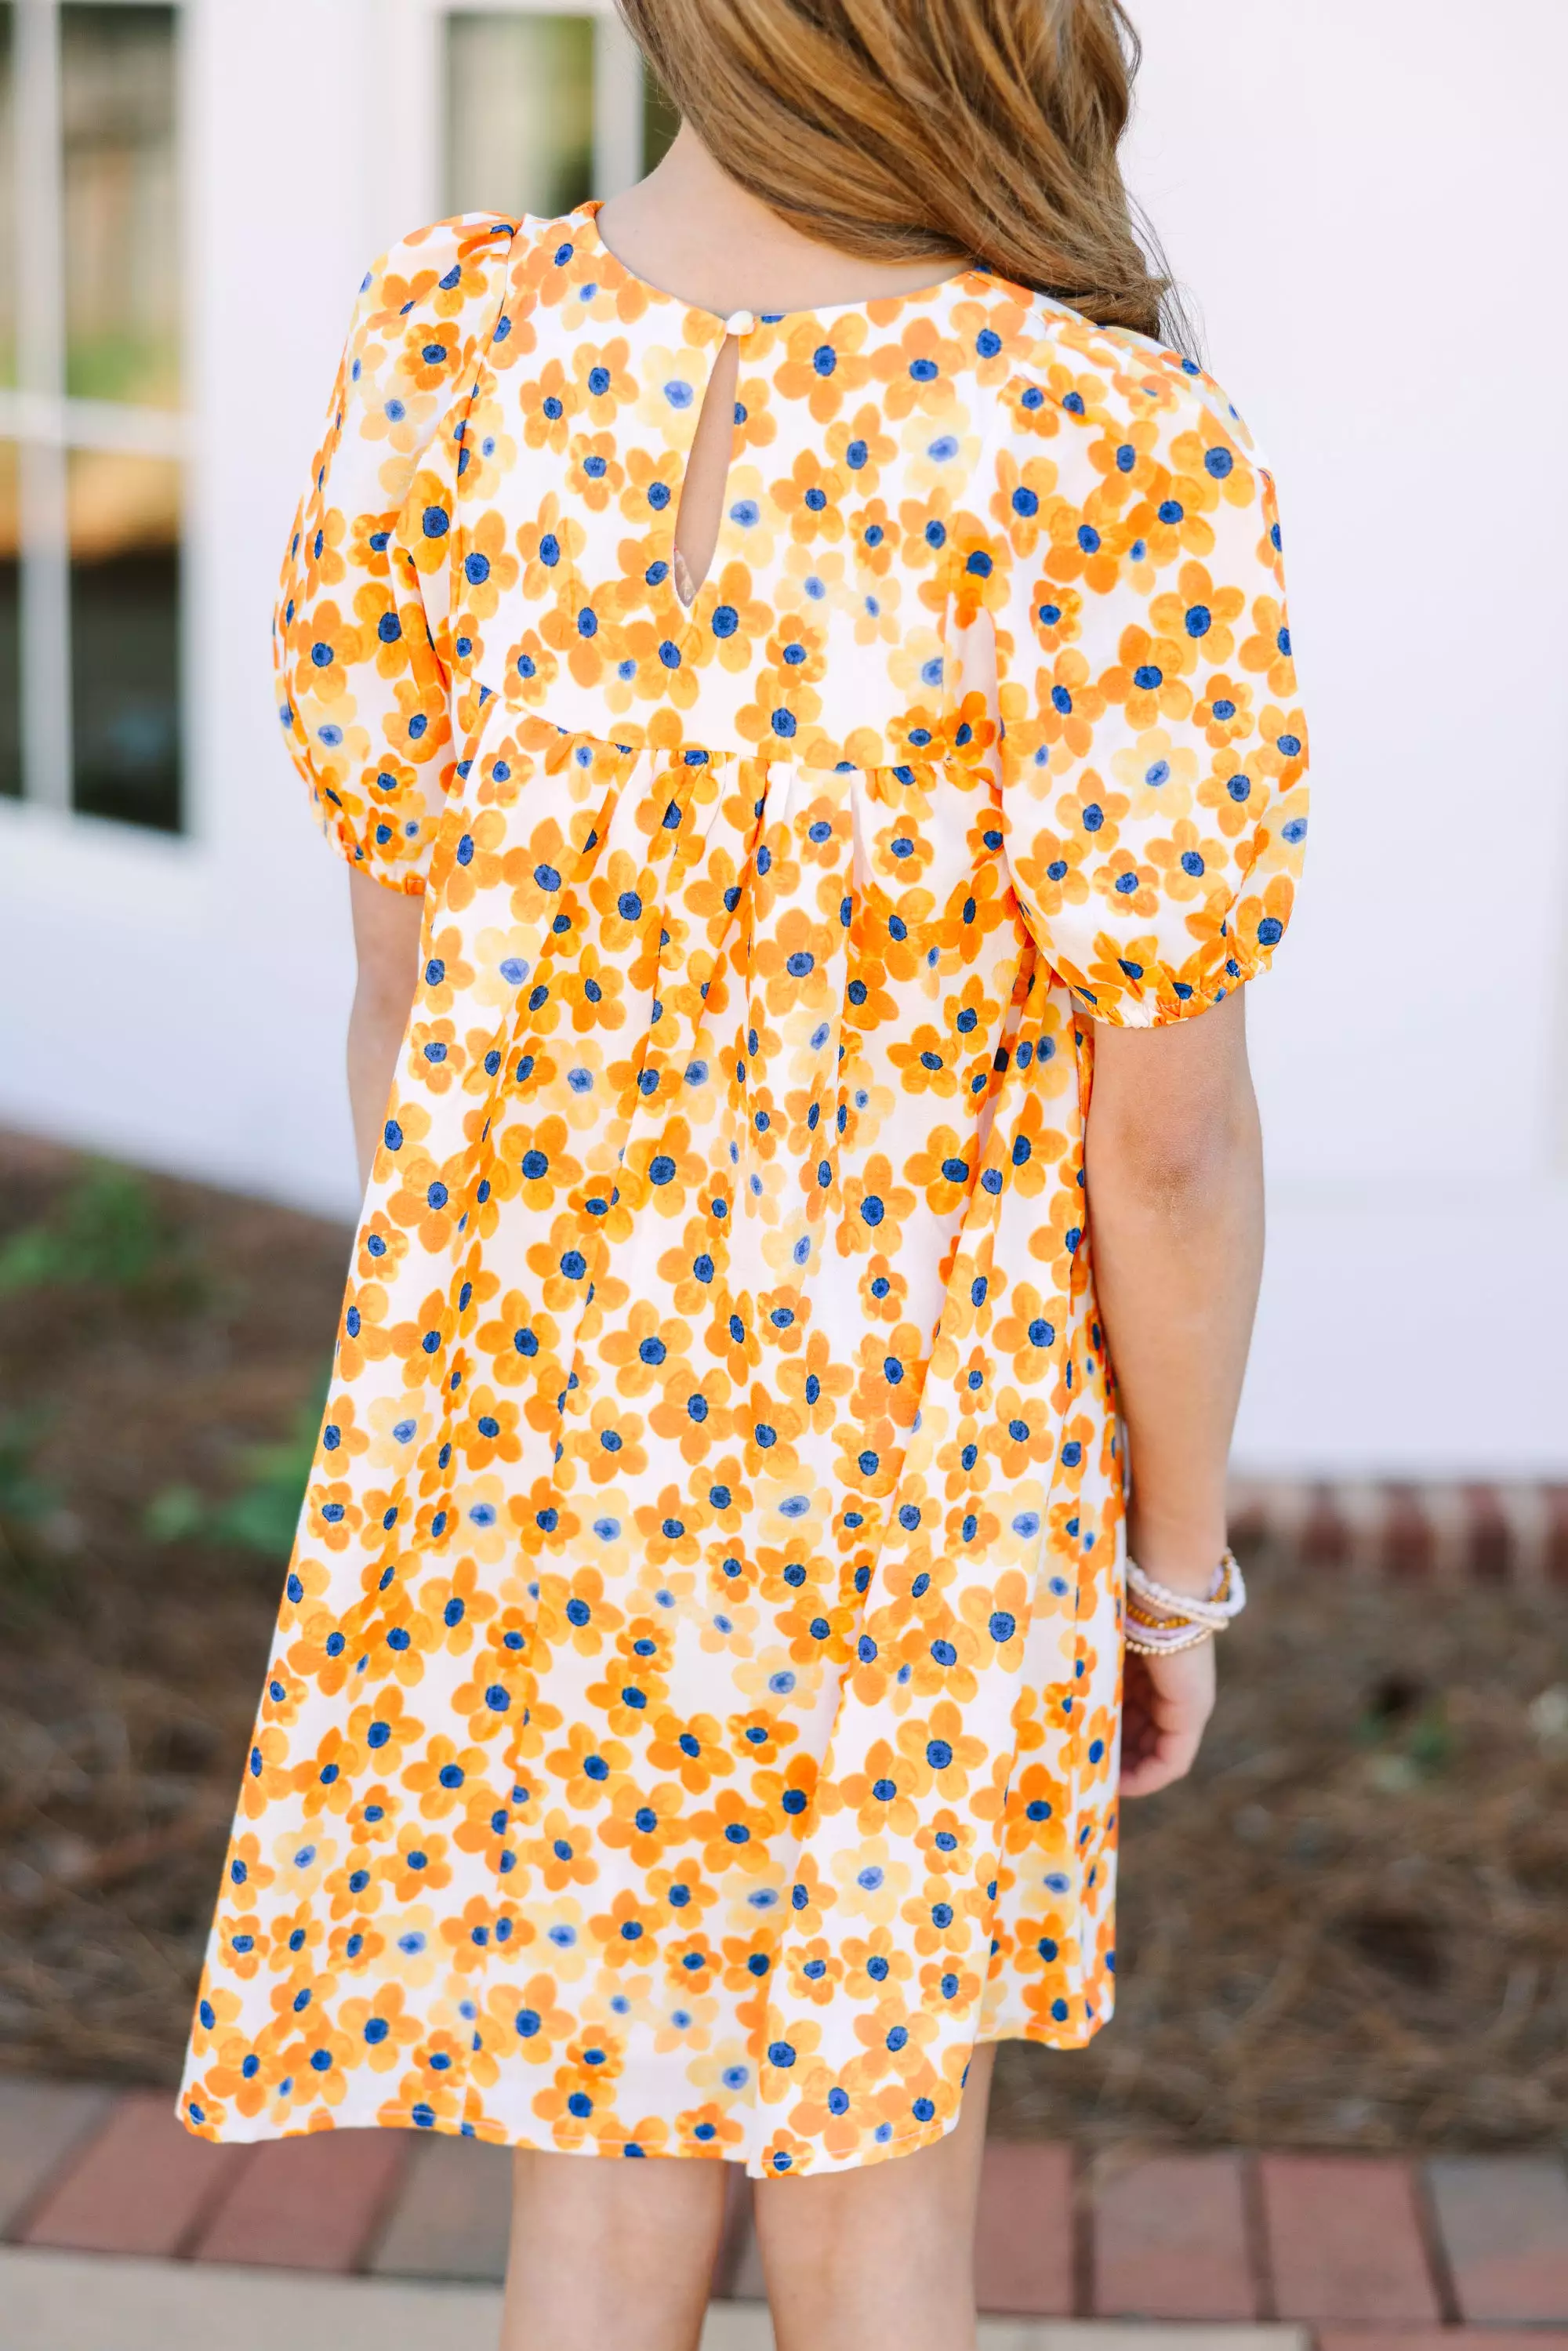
{"left": 179, "top": 201, "right": 1307, "bottom": 2176}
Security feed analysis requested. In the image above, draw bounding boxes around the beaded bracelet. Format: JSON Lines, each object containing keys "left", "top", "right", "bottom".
{"left": 1123, "top": 1547, "right": 1247, "bottom": 1656}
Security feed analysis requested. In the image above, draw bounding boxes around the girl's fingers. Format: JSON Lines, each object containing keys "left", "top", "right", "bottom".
{"left": 1118, "top": 1647, "right": 1216, "bottom": 1795}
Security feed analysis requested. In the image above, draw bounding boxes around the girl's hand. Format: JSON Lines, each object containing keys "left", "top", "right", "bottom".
{"left": 1120, "top": 1639, "right": 1217, "bottom": 1797}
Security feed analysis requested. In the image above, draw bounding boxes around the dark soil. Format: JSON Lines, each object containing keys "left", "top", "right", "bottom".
{"left": 2, "top": 1130, "right": 1565, "bottom": 2150}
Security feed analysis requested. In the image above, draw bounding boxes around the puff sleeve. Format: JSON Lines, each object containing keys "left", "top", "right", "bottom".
{"left": 272, "top": 214, "right": 517, "bottom": 891}
{"left": 991, "top": 336, "right": 1308, "bottom": 1024}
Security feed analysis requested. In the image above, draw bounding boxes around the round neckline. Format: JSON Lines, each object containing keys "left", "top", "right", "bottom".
{"left": 577, "top": 200, "right": 989, "bottom": 335}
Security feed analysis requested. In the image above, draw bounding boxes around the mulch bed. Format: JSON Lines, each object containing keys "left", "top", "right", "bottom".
{"left": 1, "top": 1130, "right": 1564, "bottom": 2150}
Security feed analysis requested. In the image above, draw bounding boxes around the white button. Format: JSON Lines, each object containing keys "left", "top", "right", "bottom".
{"left": 723, "top": 309, "right": 756, "bottom": 339}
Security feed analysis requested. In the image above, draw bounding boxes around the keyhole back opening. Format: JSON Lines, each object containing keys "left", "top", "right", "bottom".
{"left": 670, "top": 320, "right": 750, "bottom": 608}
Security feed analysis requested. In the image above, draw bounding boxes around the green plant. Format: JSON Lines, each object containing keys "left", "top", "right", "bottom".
{"left": 209, "top": 1400, "right": 325, "bottom": 1558}
{"left": 0, "top": 1409, "right": 65, "bottom": 1600}
{"left": 1356, "top": 1671, "right": 1453, "bottom": 1784}
{"left": 0, "top": 1163, "right": 181, "bottom": 1297}
{"left": 0, "top": 1410, "right": 59, "bottom": 1526}
{"left": 143, "top": 1373, "right": 329, "bottom": 1563}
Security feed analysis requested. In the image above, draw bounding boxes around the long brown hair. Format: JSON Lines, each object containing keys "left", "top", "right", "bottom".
{"left": 617, "top": 0, "right": 1186, "bottom": 346}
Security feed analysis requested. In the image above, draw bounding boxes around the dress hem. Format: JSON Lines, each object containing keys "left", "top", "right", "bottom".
{"left": 174, "top": 2015, "right": 1107, "bottom": 2178}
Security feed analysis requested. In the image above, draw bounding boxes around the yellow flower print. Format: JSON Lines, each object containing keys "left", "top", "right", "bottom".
{"left": 567, "top": 429, "right": 624, "bottom": 513}
{"left": 546, "top": 1722, "right": 633, "bottom": 1810}
{"left": 1148, "top": 557, "right": 1246, "bottom": 673}
{"left": 286, "top": 596, "right": 364, "bottom": 712}
{"left": 636, "top": 339, "right": 710, "bottom": 444}
{"left": 1192, "top": 670, "right": 1257, "bottom": 748}
{"left": 590, "top": 1887, "right": 665, "bottom": 1968}
{"left": 530, "top": 1808, "right": 600, "bottom": 1892}
{"left": 535, "top": 1567, "right": 623, "bottom": 1658}
{"left": 298, "top": 505, "right": 350, "bottom": 600}
{"left": 699, "top": 1588, "right": 763, "bottom": 1660}
{"left": 652, "top": 1995, "right": 720, "bottom": 2055}
{"left": 901, "top": 401, "right": 984, "bottom": 506}
{"left": 913, "top": 1807, "right": 978, "bottom": 1876}
{"left": 773, "top": 448, "right": 848, "bottom": 545}
{"left": 599, "top": 1778, "right": 687, "bottom": 1866}
{"left": 775, "top": 314, "right": 874, "bottom": 423}
{"left": 451, "top": 508, "right": 518, "bottom": 619}
{"left": 1241, "top": 593, "right": 1297, "bottom": 694}
{"left": 514, "top": 490, "right": 582, "bottom": 598}
{"left": 517, "top": 364, "right": 580, "bottom": 455}
{"left": 1001, "top": 1760, "right": 1070, "bottom": 1857}
{"left": 1142, "top": 815, "right": 1230, "bottom": 905}
{"left": 494, "top": 1116, "right": 583, "bottom": 1210}
{"left": 1087, "top": 411, "right": 1160, "bottom": 495}
{"left": 825, "top": 403, "right": 897, "bottom": 493}
{"left": 400, "top": 466, "right": 457, "bottom": 577}
{"left": 1024, "top": 1185, "right": 1091, "bottom": 1301}
{"left": 1256, "top": 701, "right": 1308, "bottom": 789}
{"left": 1131, "top": 476, "right": 1217, "bottom": 567}
{"left": 891, "top": 1702, "right": 987, "bottom": 1799}
{"left": 364, "top": 258, "right": 446, "bottom": 334}
{"left": 1099, "top": 620, "right": 1195, "bottom": 729}
{"left": 381, "top": 672, "right": 449, "bottom": 767}
{"left": 842, "top": 1925, "right": 915, "bottom": 2007}
{"left": 436, "top": 1895, "right": 523, "bottom": 1973}
{"left": 687, "top": 1787, "right": 775, "bottom": 1877}
{"left": 784, "top": 1937, "right": 842, "bottom": 2005}
{"left": 475, "top": 1974, "right": 577, "bottom": 2073}
{"left": 358, "top": 384, "right": 441, "bottom": 458}
{"left": 669, "top": 2098, "right": 743, "bottom": 2156}
{"left": 996, "top": 447, "right": 1064, "bottom": 559}
{"left": 829, "top": 1839, "right": 910, "bottom": 1925}
{"left": 569, "top": 335, "right": 637, "bottom": 421}
{"left": 833, "top": 1738, "right": 921, "bottom": 1837}
{"left": 1110, "top": 726, "right": 1199, "bottom": 822}
{"left": 851, "top": 495, "right": 904, "bottom": 579}
{"left": 1169, "top": 421, "right": 1256, "bottom": 515}
{"left": 724, "top": 1705, "right": 799, "bottom": 1765}
{"left": 453, "top": 1388, "right": 524, "bottom": 1472}
{"left": 397, "top": 313, "right": 467, "bottom": 398}
{"left": 466, "top": 1290, "right": 558, "bottom": 1388}
{"left": 385, "top": 1823, "right": 451, "bottom": 1903}
{"left": 345, "top": 508, "right": 392, "bottom": 581}
{"left": 873, "top": 317, "right": 971, "bottom": 419}
{"left": 630, "top": 1487, "right": 706, "bottom": 1569}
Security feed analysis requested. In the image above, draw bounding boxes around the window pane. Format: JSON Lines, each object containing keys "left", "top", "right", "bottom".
{"left": 69, "top": 450, "right": 180, "bottom": 831}
{"left": 62, "top": 4, "right": 179, "bottom": 408}
{"left": 0, "top": 443, "right": 18, "bottom": 799}
{"left": 445, "top": 13, "right": 595, "bottom": 223}
{"left": 0, "top": 5, "right": 15, "bottom": 388}
{"left": 643, "top": 68, "right": 678, "bottom": 174}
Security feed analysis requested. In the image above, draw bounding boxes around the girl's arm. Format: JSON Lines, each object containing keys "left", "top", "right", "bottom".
{"left": 346, "top": 869, "right": 425, "bottom": 1194}
{"left": 1083, "top": 989, "right": 1265, "bottom": 1796}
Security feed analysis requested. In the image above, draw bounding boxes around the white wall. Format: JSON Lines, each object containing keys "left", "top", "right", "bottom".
{"left": 1125, "top": 0, "right": 1568, "bottom": 1474}
{"left": 2, "top": 0, "right": 1563, "bottom": 1475}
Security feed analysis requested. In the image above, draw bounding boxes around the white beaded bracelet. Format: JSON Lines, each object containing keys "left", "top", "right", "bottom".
{"left": 1124, "top": 1548, "right": 1247, "bottom": 1656}
{"left": 1128, "top": 1548, "right": 1246, "bottom": 1624}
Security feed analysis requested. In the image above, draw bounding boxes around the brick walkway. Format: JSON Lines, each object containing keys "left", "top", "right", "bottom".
{"left": 2, "top": 2076, "right": 1566, "bottom": 2346}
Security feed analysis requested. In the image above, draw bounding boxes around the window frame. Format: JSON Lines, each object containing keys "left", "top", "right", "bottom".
{"left": 1, "top": 0, "right": 189, "bottom": 829}
{"left": 407, "top": 0, "right": 647, "bottom": 231}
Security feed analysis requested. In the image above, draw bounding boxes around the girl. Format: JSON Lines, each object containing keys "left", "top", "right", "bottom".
{"left": 180, "top": 4, "right": 1307, "bottom": 2346}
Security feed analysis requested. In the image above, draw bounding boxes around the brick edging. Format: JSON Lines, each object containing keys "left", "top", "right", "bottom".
{"left": 1227, "top": 1481, "right": 1568, "bottom": 1585}
{"left": 5, "top": 2075, "right": 1568, "bottom": 2327}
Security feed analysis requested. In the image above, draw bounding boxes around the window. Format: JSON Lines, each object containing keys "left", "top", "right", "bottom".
{"left": 1, "top": 440, "right": 19, "bottom": 800}
{"left": 445, "top": 13, "right": 597, "bottom": 221}
{"left": 1, "top": 0, "right": 183, "bottom": 833}
{"left": 441, "top": 5, "right": 675, "bottom": 227}
{"left": 1, "top": 9, "right": 17, "bottom": 796}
